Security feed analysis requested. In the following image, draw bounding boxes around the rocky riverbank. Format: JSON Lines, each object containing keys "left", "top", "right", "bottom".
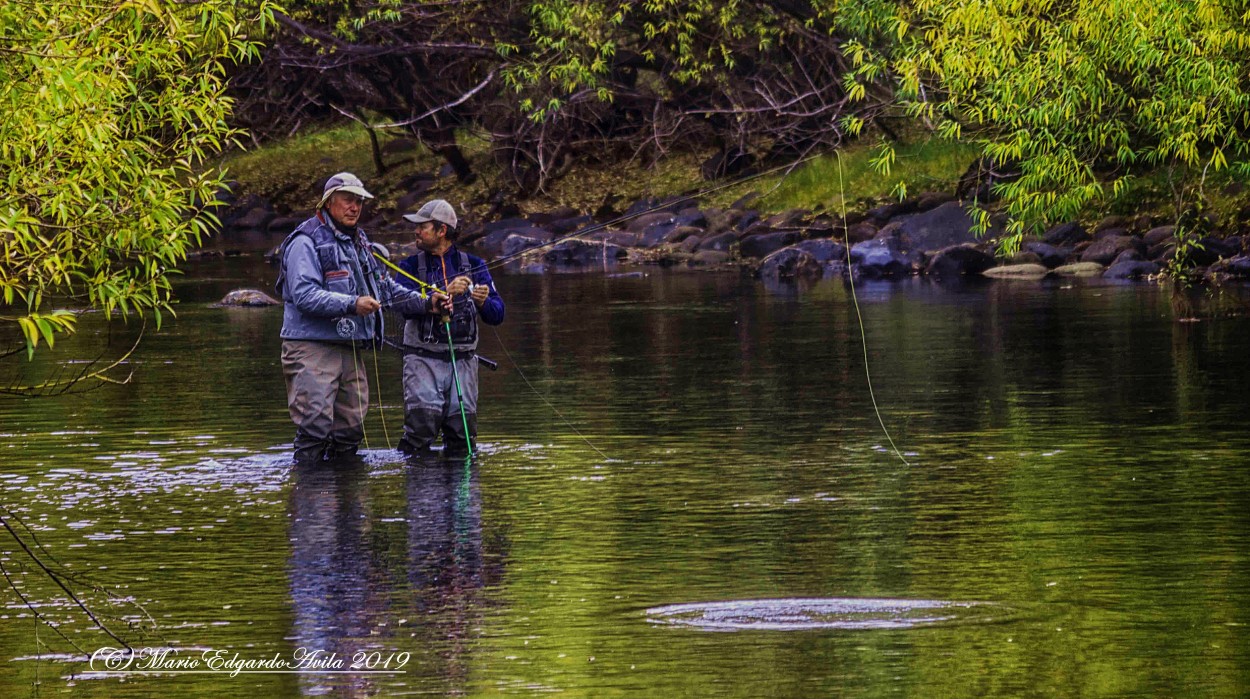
{"left": 210, "top": 184, "right": 1250, "bottom": 286}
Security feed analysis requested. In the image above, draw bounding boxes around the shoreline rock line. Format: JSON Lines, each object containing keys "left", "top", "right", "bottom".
{"left": 210, "top": 188, "right": 1250, "bottom": 285}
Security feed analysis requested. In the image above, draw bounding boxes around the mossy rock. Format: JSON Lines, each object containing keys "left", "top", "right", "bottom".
{"left": 981, "top": 263, "right": 1050, "bottom": 279}
{"left": 1052, "top": 262, "right": 1105, "bottom": 277}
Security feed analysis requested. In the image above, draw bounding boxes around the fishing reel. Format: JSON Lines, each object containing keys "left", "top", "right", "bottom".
{"left": 335, "top": 317, "right": 356, "bottom": 338}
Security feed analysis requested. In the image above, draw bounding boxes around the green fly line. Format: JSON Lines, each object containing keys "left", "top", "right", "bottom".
{"left": 835, "top": 150, "right": 911, "bottom": 467}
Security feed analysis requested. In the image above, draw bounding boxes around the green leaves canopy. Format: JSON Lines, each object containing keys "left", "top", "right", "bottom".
{"left": 838, "top": 0, "right": 1250, "bottom": 248}
{"left": 1, "top": 0, "right": 275, "bottom": 361}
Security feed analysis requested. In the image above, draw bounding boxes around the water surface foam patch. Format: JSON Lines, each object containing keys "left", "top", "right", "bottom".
{"left": 645, "top": 597, "right": 996, "bottom": 631}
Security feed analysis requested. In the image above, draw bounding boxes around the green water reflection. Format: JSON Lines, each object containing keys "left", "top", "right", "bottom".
{"left": 1, "top": 258, "right": 1248, "bottom": 697}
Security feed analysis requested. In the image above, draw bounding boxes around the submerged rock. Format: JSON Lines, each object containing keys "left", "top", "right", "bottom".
{"left": 1052, "top": 262, "right": 1105, "bottom": 276}
{"left": 982, "top": 263, "right": 1049, "bottom": 279}
{"left": 217, "top": 289, "right": 281, "bottom": 307}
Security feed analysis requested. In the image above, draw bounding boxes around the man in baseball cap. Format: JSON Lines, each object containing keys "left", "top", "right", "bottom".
{"left": 402, "top": 198, "right": 457, "bottom": 228}
{"left": 394, "top": 199, "right": 504, "bottom": 458}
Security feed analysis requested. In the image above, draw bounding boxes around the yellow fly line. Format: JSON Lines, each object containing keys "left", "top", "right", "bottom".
{"left": 371, "top": 249, "right": 443, "bottom": 294}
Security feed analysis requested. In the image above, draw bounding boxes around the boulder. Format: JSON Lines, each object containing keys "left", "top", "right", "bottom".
{"left": 1052, "top": 262, "right": 1105, "bottom": 276}
{"left": 1143, "top": 225, "right": 1176, "bottom": 246}
{"left": 1206, "top": 255, "right": 1250, "bottom": 280}
{"left": 701, "top": 148, "right": 755, "bottom": 180}
{"left": 216, "top": 289, "right": 281, "bottom": 307}
{"left": 662, "top": 225, "right": 703, "bottom": 244}
{"left": 543, "top": 239, "right": 626, "bottom": 266}
{"left": 702, "top": 208, "right": 737, "bottom": 236}
{"left": 802, "top": 215, "right": 836, "bottom": 239}
{"left": 758, "top": 248, "right": 823, "bottom": 282}
{"left": 230, "top": 205, "right": 276, "bottom": 232}
{"left": 1023, "top": 241, "right": 1070, "bottom": 268}
{"left": 915, "top": 191, "right": 956, "bottom": 211}
{"left": 481, "top": 217, "right": 532, "bottom": 234}
{"left": 739, "top": 231, "right": 801, "bottom": 259}
{"left": 1094, "top": 215, "right": 1132, "bottom": 234}
{"left": 850, "top": 236, "right": 915, "bottom": 277}
{"left": 1110, "top": 248, "right": 1145, "bottom": 265}
{"left": 640, "top": 222, "right": 703, "bottom": 248}
{"left": 1080, "top": 235, "right": 1143, "bottom": 265}
{"left": 1103, "top": 260, "right": 1160, "bottom": 280}
{"left": 624, "top": 196, "right": 694, "bottom": 217}
{"left": 502, "top": 234, "right": 547, "bottom": 257}
{"left": 525, "top": 206, "right": 579, "bottom": 226}
{"left": 549, "top": 214, "right": 595, "bottom": 234}
{"left": 679, "top": 235, "right": 703, "bottom": 253}
{"left": 844, "top": 221, "right": 878, "bottom": 244}
{"left": 926, "top": 244, "right": 996, "bottom": 277}
{"left": 395, "top": 181, "right": 435, "bottom": 213}
{"left": 982, "top": 264, "right": 1049, "bottom": 279}
{"left": 674, "top": 207, "right": 709, "bottom": 229}
{"left": 697, "top": 232, "right": 738, "bottom": 252}
{"left": 627, "top": 211, "right": 676, "bottom": 234}
{"left": 690, "top": 250, "right": 732, "bottom": 266}
{"left": 734, "top": 210, "right": 761, "bottom": 233}
{"left": 1042, "top": 222, "right": 1090, "bottom": 247}
{"left": 1093, "top": 226, "right": 1129, "bottom": 240}
{"left": 1010, "top": 251, "right": 1044, "bottom": 266}
{"left": 585, "top": 230, "right": 639, "bottom": 247}
{"left": 762, "top": 209, "right": 810, "bottom": 229}
{"left": 1189, "top": 236, "right": 1239, "bottom": 266}
{"left": 893, "top": 201, "right": 980, "bottom": 252}
{"left": 474, "top": 225, "right": 552, "bottom": 258}
{"left": 793, "top": 238, "right": 847, "bottom": 263}
{"left": 267, "top": 215, "right": 306, "bottom": 237}
{"left": 866, "top": 200, "right": 918, "bottom": 224}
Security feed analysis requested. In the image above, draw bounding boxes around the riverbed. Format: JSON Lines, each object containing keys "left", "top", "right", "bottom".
{"left": 2, "top": 257, "right": 1248, "bottom": 697}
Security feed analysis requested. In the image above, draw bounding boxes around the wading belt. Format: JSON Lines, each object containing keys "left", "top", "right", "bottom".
{"left": 398, "top": 344, "right": 476, "bottom": 363}
{"left": 382, "top": 338, "right": 498, "bottom": 370}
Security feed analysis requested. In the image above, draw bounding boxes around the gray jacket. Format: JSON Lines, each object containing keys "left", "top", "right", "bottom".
{"left": 278, "top": 214, "right": 429, "bottom": 343}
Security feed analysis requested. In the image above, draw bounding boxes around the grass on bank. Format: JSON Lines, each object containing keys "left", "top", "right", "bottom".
{"left": 219, "top": 124, "right": 981, "bottom": 224}
{"left": 709, "top": 138, "right": 981, "bottom": 215}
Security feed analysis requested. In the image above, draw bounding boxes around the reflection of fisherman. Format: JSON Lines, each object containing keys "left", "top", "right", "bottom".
{"left": 286, "top": 461, "right": 493, "bottom": 696}
{"left": 407, "top": 461, "right": 488, "bottom": 694}
{"left": 287, "top": 461, "right": 378, "bottom": 697}
{"left": 394, "top": 200, "right": 504, "bottom": 456}
{"left": 276, "top": 173, "right": 449, "bottom": 463}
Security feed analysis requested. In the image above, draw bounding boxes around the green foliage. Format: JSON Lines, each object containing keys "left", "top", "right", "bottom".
{"left": 837, "top": 0, "right": 1250, "bottom": 256}
{"left": 0, "top": 0, "right": 276, "bottom": 362}
{"left": 502, "top": 0, "right": 790, "bottom": 119}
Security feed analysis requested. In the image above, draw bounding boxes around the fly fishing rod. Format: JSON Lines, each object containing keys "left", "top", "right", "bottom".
{"left": 372, "top": 248, "right": 478, "bottom": 456}
{"left": 372, "top": 249, "right": 499, "bottom": 371}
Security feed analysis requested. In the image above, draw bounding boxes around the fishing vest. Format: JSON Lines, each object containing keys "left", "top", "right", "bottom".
{"left": 274, "top": 217, "right": 376, "bottom": 297}
{"left": 276, "top": 216, "right": 385, "bottom": 344}
{"left": 402, "top": 250, "right": 479, "bottom": 353}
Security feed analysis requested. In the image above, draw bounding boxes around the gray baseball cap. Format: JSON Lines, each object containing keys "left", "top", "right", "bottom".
{"left": 402, "top": 199, "right": 458, "bottom": 228}
{"left": 318, "top": 172, "right": 374, "bottom": 208}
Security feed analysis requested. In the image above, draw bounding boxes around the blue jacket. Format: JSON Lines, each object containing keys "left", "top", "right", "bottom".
{"left": 395, "top": 246, "right": 504, "bottom": 352}
{"left": 278, "top": 214, "right": 430, "bottom": 343}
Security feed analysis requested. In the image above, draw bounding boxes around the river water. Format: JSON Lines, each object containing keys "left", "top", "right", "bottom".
{"left": 2, "top": 257, "right": 1249, "bottom": 697}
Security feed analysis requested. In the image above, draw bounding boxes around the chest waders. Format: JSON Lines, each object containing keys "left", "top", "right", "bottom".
{"left": 442, "top": 313, "right": 474, "bottom": 456}
{"left": 374, "top": 248, "right": 477, "bottom": 457}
